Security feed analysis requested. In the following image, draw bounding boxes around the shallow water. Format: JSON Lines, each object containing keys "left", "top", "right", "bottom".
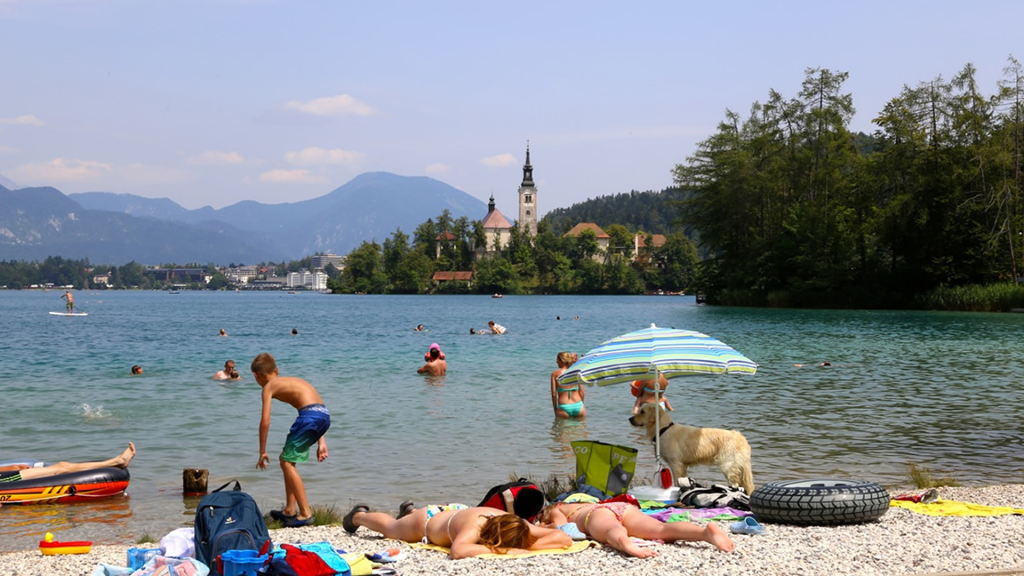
{"left": 0, "top": 291, "right": 1021, "bottom": 551}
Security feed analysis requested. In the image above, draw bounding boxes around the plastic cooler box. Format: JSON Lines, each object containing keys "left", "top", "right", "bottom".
{"left": 219, "top": 549, "right": 269, "bottom": 576}
{"left": 126, "top": 547, "right": 160, "bottom": 570}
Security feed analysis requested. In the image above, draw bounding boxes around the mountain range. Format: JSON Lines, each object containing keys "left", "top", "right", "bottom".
{"left": 0, "top": 172, "right": 488, "bottom": 265}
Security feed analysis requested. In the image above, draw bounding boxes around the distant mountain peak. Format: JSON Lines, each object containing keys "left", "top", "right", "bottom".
{"left": 0, "top": 173, "right": 18, "bottom": 190}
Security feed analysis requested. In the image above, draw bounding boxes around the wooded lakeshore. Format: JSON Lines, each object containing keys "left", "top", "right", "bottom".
{"left": 6, "top": 59, "right": 1024, "bottom": 310}
{"left": 674, "top": 60, "right": 1024, "bottom": 309}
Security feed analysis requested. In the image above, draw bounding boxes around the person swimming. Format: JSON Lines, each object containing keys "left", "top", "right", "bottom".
{"left": 131, "top": 365, "right": 143, "bottom": 375}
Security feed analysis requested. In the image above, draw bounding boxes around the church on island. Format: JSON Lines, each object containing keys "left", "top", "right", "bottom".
{"left": 478, "top": 144, "right": 538, "bottom": 255}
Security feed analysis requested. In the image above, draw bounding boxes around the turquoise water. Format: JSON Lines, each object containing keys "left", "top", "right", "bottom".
{"left": 1, "top": 291, "right": 1022, "bottom": 551}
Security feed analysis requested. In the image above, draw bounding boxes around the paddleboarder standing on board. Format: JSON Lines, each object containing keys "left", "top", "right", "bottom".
{"left": 61, "top": 290, "right": 74, "bottom": 313}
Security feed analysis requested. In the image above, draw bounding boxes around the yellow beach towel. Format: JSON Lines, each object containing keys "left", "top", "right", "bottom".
{"left": 891, "top": 498, "right": 1024, "bottom": 517}
{"left": 410, "top": 540, "right": 597, "bottom": 559}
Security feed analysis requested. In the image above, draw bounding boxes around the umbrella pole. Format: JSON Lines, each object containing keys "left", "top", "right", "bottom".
{"left": 653, "top": 369, "right": 662, "bottom": 469}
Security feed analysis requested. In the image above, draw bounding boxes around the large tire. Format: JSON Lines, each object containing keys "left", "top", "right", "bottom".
{"left": 749, "top": 479, "right": 890, "bottom": 525}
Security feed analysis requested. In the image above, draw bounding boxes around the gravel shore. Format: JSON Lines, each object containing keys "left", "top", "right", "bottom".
{"left": 3, "top": 484, "right": 1023, "bottom": 576}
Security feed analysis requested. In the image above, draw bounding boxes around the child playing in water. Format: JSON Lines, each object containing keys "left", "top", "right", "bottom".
{"left": 538, "top": 501, "right": 734, "bottom": 558}
{"left": 251, "top": 352, "right": 330, "bottom": 528}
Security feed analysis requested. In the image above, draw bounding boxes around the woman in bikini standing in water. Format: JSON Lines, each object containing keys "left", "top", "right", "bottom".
{"left": 343, "top": 504, "right": 571, "bottom": 558}
{"left": 551, "top": 352, "right": 585, "bottom": 418}
{"left": 539, "top": 500, "right": 734, "bottom": 558}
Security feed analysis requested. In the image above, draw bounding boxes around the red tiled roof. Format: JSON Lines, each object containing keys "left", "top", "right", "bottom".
{"left": 563, "top": 222, "right": 609, "bottom": 239}
{"left": 481, "top": 208, "right": 512, "bottom": 230}
{"left": 635, "top": 233, "right": 667, "bottom": 248}
{"left": 436, "top": 231, "right": 456, "bottom": 241}
{"left": 432, "top": 271, "right": 474, "bottom": 281}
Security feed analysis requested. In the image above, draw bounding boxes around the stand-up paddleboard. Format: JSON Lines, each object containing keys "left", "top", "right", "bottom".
{"left": 49, "top": 311, "right": 88, "bottom": 316}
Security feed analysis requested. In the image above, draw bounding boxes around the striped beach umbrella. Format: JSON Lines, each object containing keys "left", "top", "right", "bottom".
{"left": 558, "top": 324, "right": 757, "bottom": 468}
{"left": 558, "top": 324, "right": 757, "bottom": 387}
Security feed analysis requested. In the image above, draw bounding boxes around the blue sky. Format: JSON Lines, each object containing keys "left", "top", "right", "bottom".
{"left": 1, "top": 0, "right": 1021, "bottom": 212}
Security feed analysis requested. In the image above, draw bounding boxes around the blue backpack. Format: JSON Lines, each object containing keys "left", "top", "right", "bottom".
{"left": 194, "top": 480, "right": 271, "bottom": 567}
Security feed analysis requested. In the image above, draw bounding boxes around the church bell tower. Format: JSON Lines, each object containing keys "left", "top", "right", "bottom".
{"left": 518, "top": 142, "right": 538, "bottom": 237}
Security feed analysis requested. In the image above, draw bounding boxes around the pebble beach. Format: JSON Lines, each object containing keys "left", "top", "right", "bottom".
{"left": 5, "top": 484, "right": 1023, "bottom": 576}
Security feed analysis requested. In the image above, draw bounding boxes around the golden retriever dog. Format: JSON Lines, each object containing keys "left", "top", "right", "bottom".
{"left": 629, "top": 403, "right": 754, "bottom": 494}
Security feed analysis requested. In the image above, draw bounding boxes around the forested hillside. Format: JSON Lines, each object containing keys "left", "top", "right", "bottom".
{"left": 543, "top": 189, "right": 687, "bottom": 235}
{"left": 675, "top": 60, "right": 1024, "bottom": 308}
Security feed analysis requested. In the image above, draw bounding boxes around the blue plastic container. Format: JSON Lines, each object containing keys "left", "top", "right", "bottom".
{"left": 220, "top": 549, "right": 268, "bottom": 576}
{"left": 126, "top": 547, "right": 160, "bottom": 570}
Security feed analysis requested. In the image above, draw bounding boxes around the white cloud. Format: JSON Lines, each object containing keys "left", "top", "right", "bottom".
{"left": 0, "top": 144, "right": 17, "bottom": 155}
{"left": 118, "top": 163, "right": 193, "bottom": 184}
{"left": 425, "top": 163, "right": 450, "bottom": 175}
{"left": 284, "top": 94, "right": 375, "bottom": 118}
{"left": 0, "top": 114, "right": 45, "bottom": 127}
{"left": 480, "top": 153, "right": 516, "bottom": 168}
{"left": 186, "top": 150, "right": 245, "bottom": 166}
{"left": 10, "top": 158, "right": 111, "bottom": 182}
{"left": 284, "top": 147, "right": 367, "bottom": 167}
{"left": 257, "top": 168, "right": 326, "bottom": 184}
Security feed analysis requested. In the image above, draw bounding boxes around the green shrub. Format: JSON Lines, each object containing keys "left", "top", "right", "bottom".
{"left": 908, "top": 463, "right": 961, "bottom": 488}
{"left": 916, "top": 283, "right": 1024, "bottom": 311}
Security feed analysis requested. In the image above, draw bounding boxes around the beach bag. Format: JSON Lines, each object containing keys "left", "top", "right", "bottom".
{"left": 571, "top": 440, "right": 637, "bottom": 497}
{"left": 476, "top": 478, "right": 546, "bottom": 521}
{"left": 677, "top": 477, "right": 751, "bottom": 510}
{"left": 193, "top": 480, "right": 271, "bottom": 567}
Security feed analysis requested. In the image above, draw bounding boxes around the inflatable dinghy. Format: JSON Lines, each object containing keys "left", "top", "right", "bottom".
{"left": 0, "top": 466, "right": 130, "bottom": 504}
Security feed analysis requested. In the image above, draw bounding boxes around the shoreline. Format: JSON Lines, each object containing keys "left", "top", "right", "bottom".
{"left": 4, "top": 484, "right": 1023, "bottom": 575}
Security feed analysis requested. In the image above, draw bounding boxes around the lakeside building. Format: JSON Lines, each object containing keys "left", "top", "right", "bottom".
{"left": 476, "top": 143, "right": 539, "bottom": 257}
{"left": 251, "top": 276, "right": 286, "bottom": 290}
{"left": 225, "top": 266, "right": 260, "bottom": 285}
{"left": 311, "top": 252, "right": 345, "bottom": 270}
{"left": 436, "top": 231, "right": 457, "bottom": 259}
{"left": 632, "top": 233, "right": 666, "bottom": 262}
{"left": 286, "top": 269, "right": 328, "bottom": 291}
{"left": 432, "top": 271, "right": 474, "bottom": 289}
{"left": 518, "top": 143, "right": 538, "bottom": 237}
{"left": 563, "top": 223, "right": 610, "bottom": 263}
{"left": 144, "top": 267, "right": 210, "bottom": 285}
{"left": 479, "top": 195, "right": 513, "bottom": 255}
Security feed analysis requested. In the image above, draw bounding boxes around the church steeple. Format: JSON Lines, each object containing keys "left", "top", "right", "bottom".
{"left": 521, "top": 142, "right": 534, "bottom": 187}
{"left": 517, "top": 141, "right": 538, "bottom": 237}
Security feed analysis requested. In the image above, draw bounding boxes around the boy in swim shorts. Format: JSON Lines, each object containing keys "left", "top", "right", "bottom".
{"left": 252, "top": 352, "right": 330, "bottom": 528}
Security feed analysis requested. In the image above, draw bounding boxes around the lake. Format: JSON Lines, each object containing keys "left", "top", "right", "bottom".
{"left": 0, "top": 290, "right": 1021, "bottom": 551}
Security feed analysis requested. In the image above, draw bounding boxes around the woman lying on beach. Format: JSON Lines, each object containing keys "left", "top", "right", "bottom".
{"left": 343, "top": 503, "right": 572, "bottom": 559}
{"left": 0, "top": 443, "right": 136, "bottom": 483}
{"left": 538, "top": 500, "right": 734, "bottom": 558}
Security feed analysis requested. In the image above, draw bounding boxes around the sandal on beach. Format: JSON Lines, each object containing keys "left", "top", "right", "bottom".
{"left": 270, "top": 509, "right": 296, "bottom": 523}
{"left": 396, "top": 500, "right": 415, "bottom": 520}
{"left": 344, "top": 504, "right": 370, "bottom": 534}
{"left": 283, "top": 515, "right": 311, "bottom": 528}
{"left": 730, "top": 517, "right": 766, "bottom": 535}
{"left": 365, "top": 548, "right": 406, "bottom": 563}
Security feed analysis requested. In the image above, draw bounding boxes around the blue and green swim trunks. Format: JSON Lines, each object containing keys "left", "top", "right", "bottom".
{"left": 281, "top": 403, "right": 331, "bottom": 463}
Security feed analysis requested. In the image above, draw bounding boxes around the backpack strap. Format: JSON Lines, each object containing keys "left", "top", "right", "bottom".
{"left": 211, "top": 480, "right": 242, "bottom": 493}
{"left": 501, "top": 488, "right": 516, "bottom": 512}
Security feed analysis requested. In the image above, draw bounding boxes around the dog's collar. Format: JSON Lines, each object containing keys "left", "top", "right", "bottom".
{"left": 657, "top": 422, "right": 675, "bottom": 438}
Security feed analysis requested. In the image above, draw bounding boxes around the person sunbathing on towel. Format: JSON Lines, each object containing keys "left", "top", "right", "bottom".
{"left": 0, "top": 443, "right": 136, "bottom": 483}
{"left": 343, "top": 503, "right": 571, "bottom": 559}
{"left": 538, "top": 500, "right": 734, "bottom": 558}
